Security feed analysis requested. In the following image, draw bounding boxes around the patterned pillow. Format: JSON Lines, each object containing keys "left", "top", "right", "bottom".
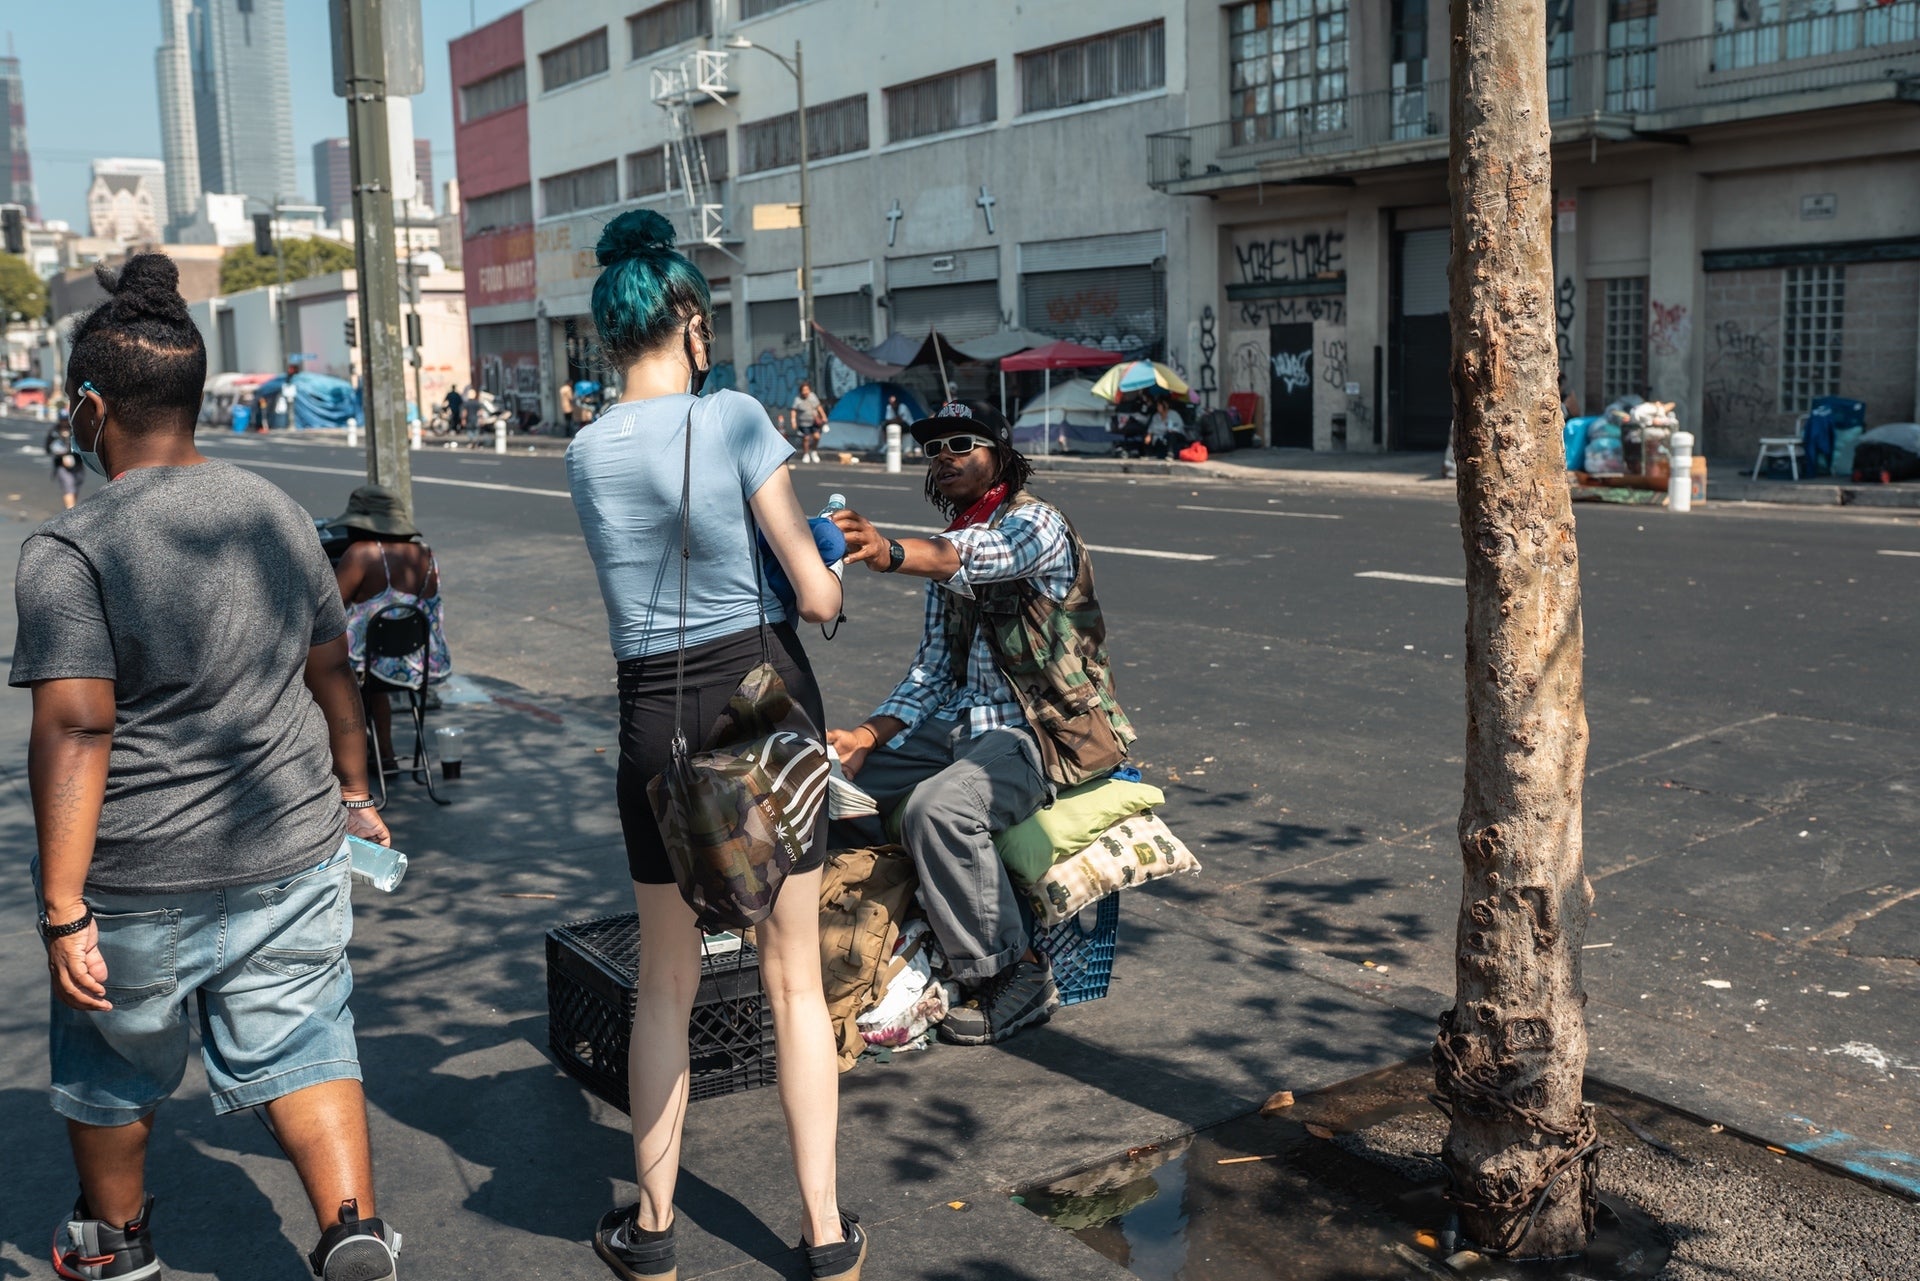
{"left": 1026, "top": 810, "right": 1202, "bottom": 927}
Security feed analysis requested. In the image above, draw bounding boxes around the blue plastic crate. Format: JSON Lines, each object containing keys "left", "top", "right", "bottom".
{"left": 1033, "top": 893, "right": 1120, "bottom": 1006}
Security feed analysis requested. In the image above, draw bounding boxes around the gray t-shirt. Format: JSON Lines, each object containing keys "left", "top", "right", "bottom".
{"left": 10, "top": 461, "right": 349, "bottom": 894}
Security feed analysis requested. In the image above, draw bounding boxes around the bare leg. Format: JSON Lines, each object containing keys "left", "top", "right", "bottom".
{"left": 62, "top": 492, "right": 77, "bottom": 510}
{"left": 628, "top": 881, "right": 703, "bottom": 1233}
{"left": 263, "top": 1078, "right": 376, "bottom": 1230}
{"left": 67, "top": 1114, "right": 155, "bottom": 1224}
{"left": 753, "top": 866, "right": 844, "bottom": 1247}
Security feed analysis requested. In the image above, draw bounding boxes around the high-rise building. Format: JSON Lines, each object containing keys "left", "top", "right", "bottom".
{"left": 186, "top": 0, "right": 297, "bottom": 211}
{"left": 314, "top": 137, "right": 434, "bottom": 223}
{"left": 0, "top": 55, "right": 37, "bottom": 218}
{"left": 88, "top": 159, "right": 169, "bottom": 243}
{"left": 155, "top": 0, "right": 202, "bottom": 237}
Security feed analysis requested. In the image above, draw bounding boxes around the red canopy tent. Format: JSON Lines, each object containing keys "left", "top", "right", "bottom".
{"left": 999, "top": 341, "right": 1121, "bottom": 455}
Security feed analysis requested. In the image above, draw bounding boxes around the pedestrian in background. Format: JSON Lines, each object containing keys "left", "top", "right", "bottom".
{"left": 462, "top": 384, "right": 482, "bottom": 440}
{"left": 443, "top": 383, "right": 465, "bottom": 433}
{"left": 45, "top": 409, "right": 83, "bottom": 510}
{"left": 792, "top": 381, "right": 826, "bottom": 463}
{"left": 565, "top": 209, "right": 865, "bottom": 1281}
{"left": 11, "top": 254, "right": 403, "bottom": 1281}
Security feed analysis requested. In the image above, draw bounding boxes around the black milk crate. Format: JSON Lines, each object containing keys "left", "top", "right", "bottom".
{"left": 546, "top": 914, "right": 776, "bottom": 1112}
{"left": 1034, "top": 892, "right": 1120, "bottom": 1006}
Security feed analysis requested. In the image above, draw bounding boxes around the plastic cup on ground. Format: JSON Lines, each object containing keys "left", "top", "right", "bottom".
{"left": 433, "top": 725, "right": 465, "bottom": 780}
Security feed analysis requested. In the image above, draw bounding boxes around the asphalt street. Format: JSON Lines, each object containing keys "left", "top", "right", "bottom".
{"left": 2, "top": 418, "right": 1916, "bottom": 1205}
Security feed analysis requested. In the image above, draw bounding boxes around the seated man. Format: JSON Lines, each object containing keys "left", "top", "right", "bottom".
{"left": 828, "top": 401, "right": 1135, "bottom": 1045}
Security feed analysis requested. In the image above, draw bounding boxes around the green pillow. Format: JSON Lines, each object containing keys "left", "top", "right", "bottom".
{"left": 994, "top": 779, "right": 1166, "bottom": 886}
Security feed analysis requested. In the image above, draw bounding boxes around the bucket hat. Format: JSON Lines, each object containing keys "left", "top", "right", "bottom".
{"left": 332, "top": 484, "right": 419, "bottom": 538}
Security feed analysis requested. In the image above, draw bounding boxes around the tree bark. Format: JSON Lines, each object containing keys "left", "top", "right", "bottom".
{"left": 1436, "top": 0, "right": 1597, "bottom": 1259}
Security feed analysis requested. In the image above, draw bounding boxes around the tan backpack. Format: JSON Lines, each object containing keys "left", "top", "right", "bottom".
{"left": 817, "top": 846, "right": 919, "bottom": 1070}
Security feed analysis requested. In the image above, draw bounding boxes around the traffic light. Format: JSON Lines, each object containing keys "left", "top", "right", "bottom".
{"left": 253, "top": 212, "right": 274, "bottom": 257}
{"left": 1, "top": 206, "right": 23, "bottom": 255}
{"left": 345, "top": 316, "right": 358, "bottom": 348}
{"left": 405, "top": 311, "right": 421, "bottom": 347}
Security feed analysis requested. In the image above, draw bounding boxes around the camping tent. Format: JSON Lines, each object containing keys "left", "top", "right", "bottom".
{"left": 1014, "top": 378, "right": 1114, "bottom": 455}
{"left": 823, "top": 381, "right": 926, "bottom": 452}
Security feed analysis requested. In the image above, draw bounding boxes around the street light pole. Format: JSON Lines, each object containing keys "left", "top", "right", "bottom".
{"left": 272, "top": 195, "right": 289, "bottom": 374}
{"left": 729, "top": 38, "right": 812, "bottom": 394}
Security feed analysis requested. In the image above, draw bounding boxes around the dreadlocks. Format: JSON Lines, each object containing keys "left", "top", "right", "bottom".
{"left": 924, "top": 443, "right": 1033, "bottom": 519}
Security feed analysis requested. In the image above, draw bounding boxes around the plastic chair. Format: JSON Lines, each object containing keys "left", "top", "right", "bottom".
{"left": 1751, "top": 421, "right": 1807, "bottom": 480}
{"left": 360, "top": 603, "right": 448, "bottom": 806}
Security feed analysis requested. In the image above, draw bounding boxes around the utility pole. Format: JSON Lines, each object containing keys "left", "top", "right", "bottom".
{"left": 794, "top": 40, "right": 813, "bottom": 395}
{"left": 404, "top": 196, "right": 425, "bottom": 427}
{"left": 342, "top": 0, "right": 411, "bottom": 506}
{"left": 272, "top": 196, "right": 290, "bottom": 374}
{"left": 1436, "top": 0, "right": 1596, "bottom": 1261}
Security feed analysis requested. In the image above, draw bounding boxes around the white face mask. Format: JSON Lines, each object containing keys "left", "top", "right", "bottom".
{"left": 72, "top": 382, "right": 108, "bottom": 477}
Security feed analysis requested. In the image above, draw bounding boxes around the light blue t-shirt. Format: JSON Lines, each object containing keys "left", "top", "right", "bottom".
{"left": 568, "top": 389, "right": 793, "bottom": 661}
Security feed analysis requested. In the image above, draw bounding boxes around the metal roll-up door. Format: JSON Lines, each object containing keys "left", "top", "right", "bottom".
{"left": 888, "top": 280, "right": 1002, "bottom": 343}
{"left": 1020, "top": 265, "right": 1165, "bottom": 358}
{"left": 748, "top": 298, "right": 803, "bottom": 358}
{"left": 813, "top": 291, "right": 873, "bottom": 347}
{"left": 1393, "top": 228, "right": 1452, "bottom": 450}
{"left": 1400, "top": 229, "right": 1449, "bottom": 316}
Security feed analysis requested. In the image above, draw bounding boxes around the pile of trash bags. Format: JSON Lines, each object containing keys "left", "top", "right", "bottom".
{"left": 1579, "top": 396, "right": 1678, "bottom": 477}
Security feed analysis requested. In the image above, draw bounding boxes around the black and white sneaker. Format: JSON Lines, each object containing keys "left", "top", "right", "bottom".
{"left": 53, "top": 1194, "right": 158, "bottom": 1281}
{"left": 592, "top": 1204, "right": 676, "bottom": 1281}
{"left": 802, "top": 1211, "right": 868, "bottom": 1280}
{"left": 939, "top": 959, "right": 1060, "bottom": 1046}
{"left": 308, "top": 1200, "right": 400, "bottom": 1281}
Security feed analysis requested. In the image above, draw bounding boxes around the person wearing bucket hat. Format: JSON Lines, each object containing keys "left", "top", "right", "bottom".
{"left": 826, "top": 401, "right": 1137, "bottom": 1046}
{"left": 331, "top": 485, "right": 451, "bottom": 770}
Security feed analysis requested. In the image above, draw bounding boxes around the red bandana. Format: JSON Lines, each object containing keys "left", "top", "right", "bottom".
{"left": 945, "top": 482, "right": 1009, "bottom": 532}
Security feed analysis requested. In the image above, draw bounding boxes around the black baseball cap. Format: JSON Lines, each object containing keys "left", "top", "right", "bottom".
{"left": 908, "top": 400, "right": 1013, "bottom": 448}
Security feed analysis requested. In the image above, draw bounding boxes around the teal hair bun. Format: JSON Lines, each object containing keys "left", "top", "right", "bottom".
{"left": 596, "top": 210, "right": 676, "bottom": 266}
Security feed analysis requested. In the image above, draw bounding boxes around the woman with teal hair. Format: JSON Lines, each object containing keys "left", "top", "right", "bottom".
{"left": 566, "top": 210, "right": 865, "bottom": 1280}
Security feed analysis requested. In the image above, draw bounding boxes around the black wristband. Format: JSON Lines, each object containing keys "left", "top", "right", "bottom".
{"left": 39, "top": 907, "right": 93, "bottom": 944}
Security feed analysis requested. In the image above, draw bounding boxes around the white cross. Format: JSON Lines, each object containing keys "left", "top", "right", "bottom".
{"left": 885, "top": 199, "right": 903, "bottom": 247}
{"left": 976, "top": 185, "right": 997, "bottom": 235}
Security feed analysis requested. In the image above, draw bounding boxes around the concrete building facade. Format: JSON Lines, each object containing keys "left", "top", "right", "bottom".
{"left": 88, "top": 159, "right": 170, "bottom": 244}
{"left": 1157, "top": 0, "right": 1920, "bottom": 460}
{"left": 453, "top": 1, "right": 1920, "bottom": 457}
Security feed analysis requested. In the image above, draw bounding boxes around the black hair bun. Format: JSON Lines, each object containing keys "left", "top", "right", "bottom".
{"left": 596, "top": 210, "right": 676, "bottom": 266}
{"left": 96, "top": 253, "right": 189, "bottom": 323}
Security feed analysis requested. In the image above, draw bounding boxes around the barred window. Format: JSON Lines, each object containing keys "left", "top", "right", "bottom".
{"left": 541, "top": 161, "right": 618, "bottom": 217}
{"left": 627, "top": 146, "right": 668, "bottom": 198}
{"left": 742, "top": 95, "right": 867, "bottom": 173}
{"left": 629, "top": 0, "right": 709, "bottom": 60}
{"left": 886, "top": 64, "right": 996, "bottom": 142}
{"left": 1019, "top": 22, "right": 1164, "bottom": 114}
{"left": 740, "top": 0, "right": 803, "bottom": 16}
{"left": 1780, "top": 265, "right": 1844, "bottom": 414}
{"left": 540, "top": 28, "right": 609, "bottom": 93}
{"left": 1601, "top": 276, "right": 1647, "bottom": 403}
{"left": 1605, "top": 0, "right": 1657, "bottom": 112}
{"left": 464, "top": 184, "right": 532, "bottom": 235}
{"left": 460, "top": 64, "right": 526, "bottom": 122}
{"left": 1227, "top": 0, "right": 1349, "bottom": 144}
{"left": 1713, "top": 0, "right": 1918, "bottom": 69}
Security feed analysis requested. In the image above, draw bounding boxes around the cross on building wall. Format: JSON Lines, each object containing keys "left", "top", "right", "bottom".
{"left": 885, "top": 199, "right": 903, "bottom": 247}
{"left": 976, "top": 186, "right": 996, "bottom": 235}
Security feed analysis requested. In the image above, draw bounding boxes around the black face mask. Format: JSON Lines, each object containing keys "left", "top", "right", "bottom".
{"left": 685, "top": 318, "right": 711, "bottom": 396}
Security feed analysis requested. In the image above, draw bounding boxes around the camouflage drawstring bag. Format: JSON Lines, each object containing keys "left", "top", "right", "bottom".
{"left": 647, "top": 400, "right": 829, "bottom": 932}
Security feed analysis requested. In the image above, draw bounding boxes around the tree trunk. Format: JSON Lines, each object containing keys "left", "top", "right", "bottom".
{"left": 1436, "top": 0, "right": 1597, "bottom": 1259}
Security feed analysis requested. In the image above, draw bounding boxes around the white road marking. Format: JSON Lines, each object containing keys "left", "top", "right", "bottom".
{"left": 891, "top": 524, "right": 1215, "bottom": 562}
{"left": 829, "top": 482, "right": 915, "bottom": 492}
{"left": 1178, "top": 504, "right": 1342, "bottom": 520}
{"left": 1356, "top": 570, "right": 1464, "bottom": 587}
{"left": 214, "top": 457, "right": 572, "bottom": 498}
{"left": 1877, "top": 549, "right": 1920, "bottom": 558}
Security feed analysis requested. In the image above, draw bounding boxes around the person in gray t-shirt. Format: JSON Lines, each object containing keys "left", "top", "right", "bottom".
{"left": 11, "top": 254, "right": 403, "bottom": 1281}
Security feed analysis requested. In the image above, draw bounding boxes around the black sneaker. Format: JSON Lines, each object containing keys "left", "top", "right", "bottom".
{"left": 592, "top": 1205, "right": 675, "bottom": 1281}
{"left": 53, "top": 1194, "right": 158, "bottom": 1281}
{"left": 308, "top": 1200, "right": 401, "bottom": 1281}
{"left": 802, "top": 1211, "right": 867, "bottom": 1280}
{"left": 939, "top": 959, "right": 1060, "bottom": 1046}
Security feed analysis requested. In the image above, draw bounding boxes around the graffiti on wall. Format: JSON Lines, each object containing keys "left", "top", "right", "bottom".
{"left": 1319, "top": 338, "right": 1349, "bottom": 392}
{"left": 1196, "top": 306, "right": 1218, "bottom": 409}
{"left": 1272, "top": 348, "right": 1313, "bottom": 395}
{"left": 1045, "top": 286, "right": 1121, "bottom": 327}
{"left": 1236, "top": 295, "right": 1345, "bottom": 328}
{"left": 1704, "top": 318, "right": 1776, "bottom": 426}
{"left": 1234, "top": 230, "right": 1345, "bottom": 285}
{"left": 1229, "top": 334, "right": 1269, "bottom": 402}
{"left": 746, "top": 349, "right": 809, "bottom": 413}
{"left": 1649, "top": 301, "right": 1692, "bottom": 361}
{"left": 1555, "top": 276, "right": 1577, "bottom": 365}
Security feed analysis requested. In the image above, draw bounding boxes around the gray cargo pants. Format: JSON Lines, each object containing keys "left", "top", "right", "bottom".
{"left": 853, "top": 716, "right": 1049, "bottom": 983}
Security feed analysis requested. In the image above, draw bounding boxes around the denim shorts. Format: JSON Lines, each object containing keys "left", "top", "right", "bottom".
{"left": 39, "top": 842, "right": 361, "bottom": 1126}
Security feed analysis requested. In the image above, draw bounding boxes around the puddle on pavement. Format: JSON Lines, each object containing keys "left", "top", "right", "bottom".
{"left": 1016, "top": 1061, "right": 1668, "bottom": 1281}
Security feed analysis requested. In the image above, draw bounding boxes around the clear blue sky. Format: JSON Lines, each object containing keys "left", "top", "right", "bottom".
{"left": 10, "top": 0, "right": 524, "bottom": 228}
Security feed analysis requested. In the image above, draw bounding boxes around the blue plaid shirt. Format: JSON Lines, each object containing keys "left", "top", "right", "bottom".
{"left": 873, "top": 500, "right": 1076, "bottom": 747}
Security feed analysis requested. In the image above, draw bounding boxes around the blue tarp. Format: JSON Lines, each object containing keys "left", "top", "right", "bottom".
{"left": 824, "top": 382, "right": 925, "bottom": 452}
{"left": 289, "top": 372, "right": 362, "bottom": 429}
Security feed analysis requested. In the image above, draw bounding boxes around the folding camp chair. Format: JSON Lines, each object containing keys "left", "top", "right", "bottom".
{"left": 361, "top": 603, "right": 448, "bottom": 806}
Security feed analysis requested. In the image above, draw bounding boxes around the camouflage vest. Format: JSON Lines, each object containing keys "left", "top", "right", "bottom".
{"left": 945, "top": 490, "right": 1136, "bottom": 788}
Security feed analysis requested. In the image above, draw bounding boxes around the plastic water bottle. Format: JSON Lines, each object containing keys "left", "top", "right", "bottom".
{"left": 818, "top": 492, "right": 847, "bottom": 517}
{"left": 347, "top": 835, "right": 409, "bottom": 893}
